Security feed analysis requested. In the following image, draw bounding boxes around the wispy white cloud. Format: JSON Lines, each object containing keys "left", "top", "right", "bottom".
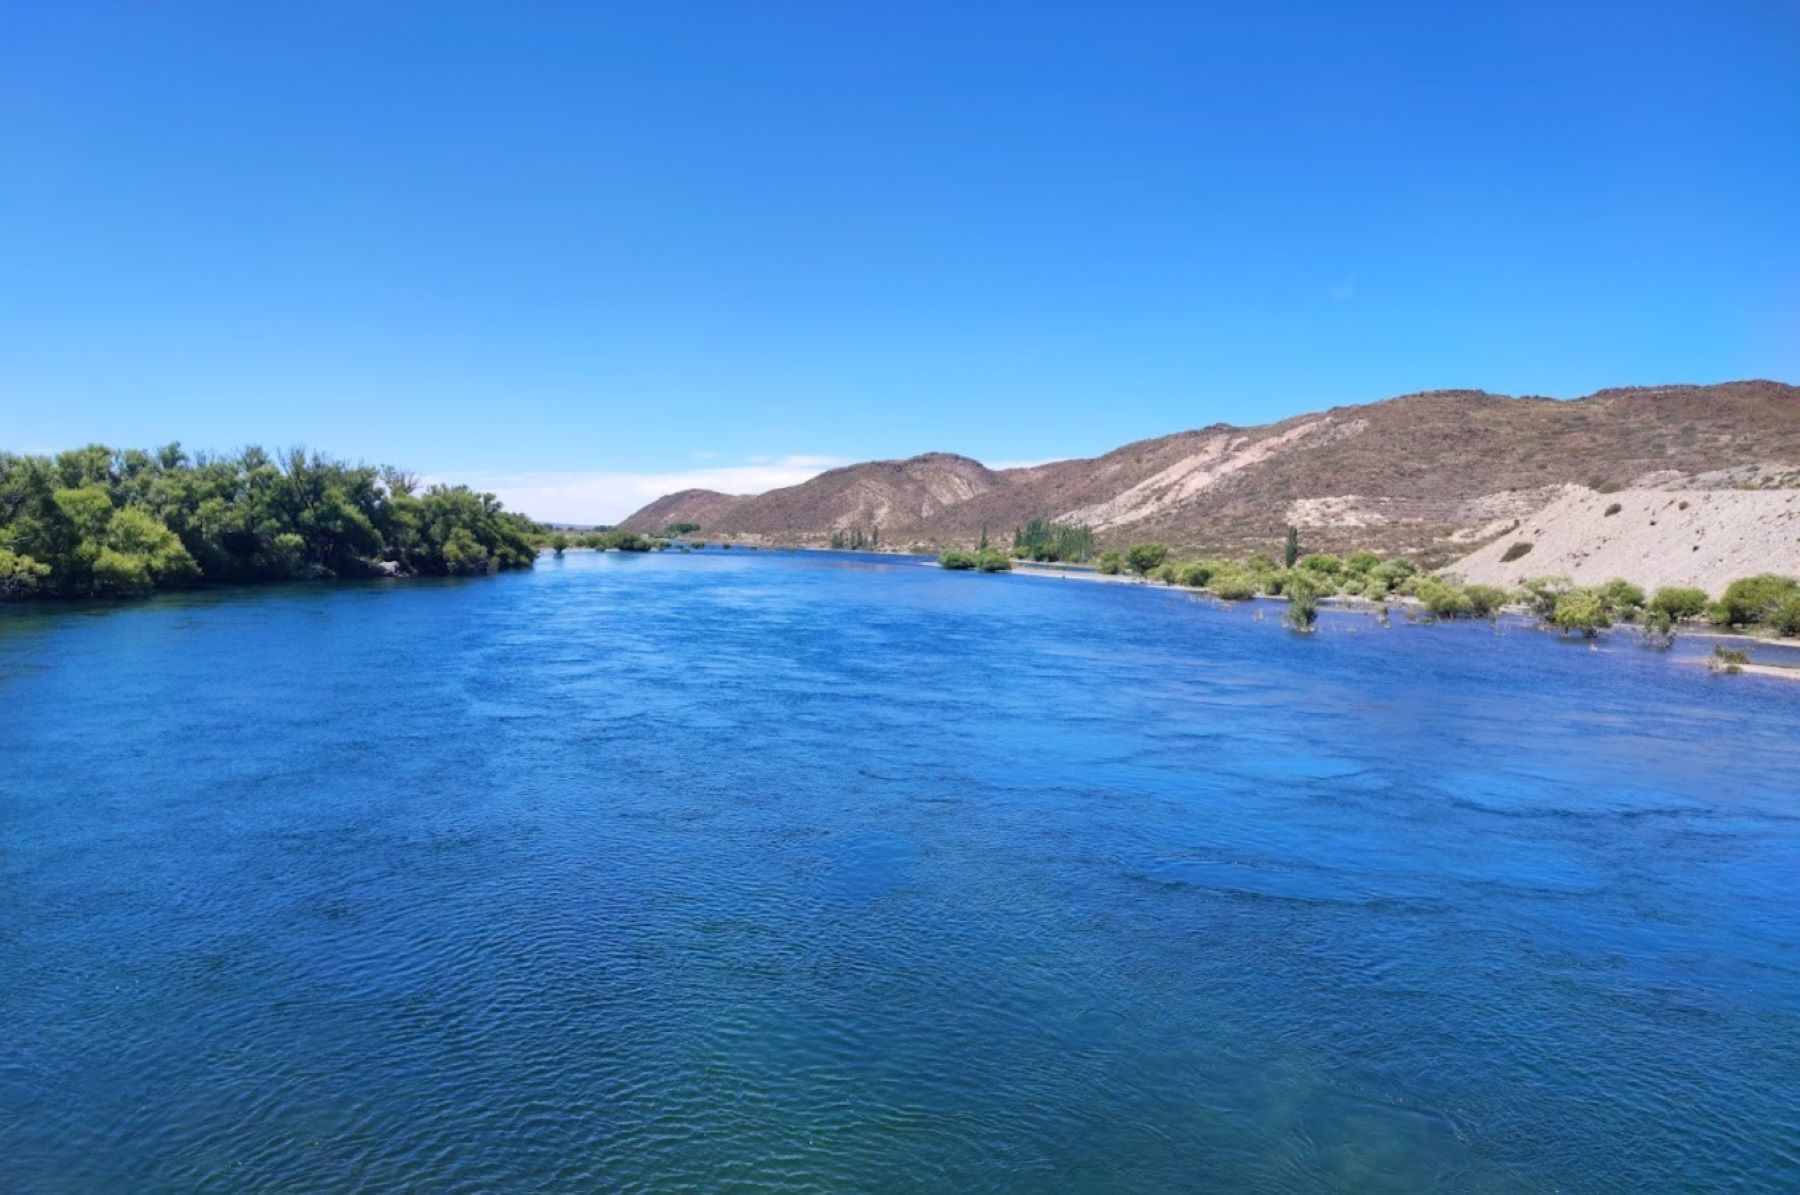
{"left": 432, "top": 454, "right": 851, "bottom": 524}
{"left": 983, "top": 457, "right": 1065, "bottom": 471}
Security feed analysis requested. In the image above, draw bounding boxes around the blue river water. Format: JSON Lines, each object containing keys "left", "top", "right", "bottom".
{"left": 3, "top": 549, "right": 1797, "bottom": 1192}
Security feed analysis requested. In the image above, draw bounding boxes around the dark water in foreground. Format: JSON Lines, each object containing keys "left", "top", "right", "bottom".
{"left": 3, "top": 550, "right": 1797, "bottom": 1192}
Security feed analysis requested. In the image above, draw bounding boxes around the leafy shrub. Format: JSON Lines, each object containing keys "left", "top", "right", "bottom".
{"left": 1259, "top": 567, "right": 1295, "bottom": 596}
{"left": 1371, "top": 559, "right": 1416, "bottom": 590}
{"left": 975, "top": 549, "right": 1012, "bottom": 572}
{"left": 0, "top": 548, "right": 50, "bottom": 597}
{"left": 1640, "top": 608, "right": 1675, "bottom": 643}
{"left": 1463, "top": 584, "right": 1509, "bottom": 618}
{"left": 1710, "top": 574, "right": 1800, "bottom": 627}
{"left": 1156, "top": 562, "right": 1180, "bottom": 585}
{"left": 1711, "top": 645, "right": 1749, "bottom": 675}
{"left": 1649, "top": 586, "right": 1708, "bottom": 621}
{"left": 1598, "top": 578, "right": 1646, "bottom": 618}
{"left": 1126, "top": 542, "right": 1170, "bottom": 575}
{"left": 1209, "top": 570, "right": 1258, "bottom": 601}
{"left": 1096, "top": 550, "right": 1122, "bottom": 575}
{"left": 1416, "top": 578, "right": 1472, "bottom": 619}
{"left": 1500, "top": 541, "right": 1534, "bottom": 564}
{"left": 1519, "top": 575, "right": 1574, "bottom": 618}
{"left": 1344, "top": 551, "right": 1382, "bottom": 576}
{"left": 1772, "top": 595, "right": 1800, "bottom": 637}
{"left": 1298, "top": 553, "right": 1343, "bottom": 577}
{"left": 938, "top": 549, "right": 977, "bottom": 570}
{"left": 1286, "top": 585, "right": 1319, "bottom": 631}
{"left": 1551, "top": 589, "right": 1611, "bottom": 637}
{"left": 549, "top": 532, "right": 569, "bottom": 555}
{"left": 1176, "top": 560, "right": 1215, "bottom": 588}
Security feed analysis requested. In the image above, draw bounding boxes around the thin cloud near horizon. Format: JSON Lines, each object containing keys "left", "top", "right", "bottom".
{"left": 437, "top": 452, "right": 1070, "bottom": 524}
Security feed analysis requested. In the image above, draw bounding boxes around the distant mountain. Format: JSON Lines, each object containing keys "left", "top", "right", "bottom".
{"left": 620, "top": 380, "right": 1800, "bottom": 563}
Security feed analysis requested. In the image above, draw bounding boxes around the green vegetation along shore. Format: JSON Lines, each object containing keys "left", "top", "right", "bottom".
{"left": 939, "top": 523, "right": 1800, "bottom": 643}
{"left": 0, "top": 444, "right": 541, "bottom": 600}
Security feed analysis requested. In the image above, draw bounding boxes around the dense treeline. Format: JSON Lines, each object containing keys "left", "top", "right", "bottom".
{"left": 1011, "top": 519, "right": 1095, "bottom": 563}
{"left": 0, "top": 443, "right": 540, "bottom": 600}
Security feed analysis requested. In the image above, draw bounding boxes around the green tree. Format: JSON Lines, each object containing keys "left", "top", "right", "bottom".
{"left": 1284, "top": 575, "right": 1321, "bottom": 630}
{"left": 938, "top": 548, "right": 977, "bottom": 570}
{"left": 1649, "top": 586, "right": 1708, "bottom": 622}
{"left": 1, "top": 443, "right": 540, "bottom": 600}
{"left": 1711, "top": 574, "right": 1800, "bottom": 627}
{"left": 0, "top": 548, "right": 49, "bottom": 597}
{"left": 1096, "top": 550, "right": 1122, "bottom": 575}
{"left": 1772, "top": 595, "right": 1800, "bottom": 637}
{"left": 1283, "top": 525, "right": 1300, "bottom": 568}
{"left": 974, "top": 549, "right": 1012, "bottom": 572}
{"left": 1551, "top": 589, "right": 1612, "bottom": 637}
{"left": 1209, "top": 570, "right": 1258, "bottom": 601}
{"left": 1598, "top": 578, "right": 1646, "bottom": 619}
{"left": 1519, "top": 575, "right": 1574, "bottom": 618}
{"left": 1126, "top": 542, "right": 1169, "bottom": 576}
{"left": 1463, "top": 584, "right": 1509, "bottom": 618}
{"left": 1416, "top": 578, "right": 1473, "bottom": 619}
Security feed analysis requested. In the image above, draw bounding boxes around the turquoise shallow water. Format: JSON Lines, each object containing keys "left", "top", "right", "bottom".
{"left": 3, "top": 549, "right": 1798, "bottom": 1192}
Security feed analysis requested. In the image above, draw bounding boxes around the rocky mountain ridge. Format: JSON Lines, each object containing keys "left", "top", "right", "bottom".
{"left": 621, "top": 380, "right": 1800, "bottom": 566}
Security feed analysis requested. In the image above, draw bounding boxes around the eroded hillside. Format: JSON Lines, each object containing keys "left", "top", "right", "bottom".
{"left": 620, "top": 380, "right": 1800, "bottom": 566}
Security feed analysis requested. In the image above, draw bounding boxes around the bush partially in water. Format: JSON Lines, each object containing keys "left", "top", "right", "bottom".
{"left": 975, "top": 549, "right": 1013, "bottom": 572}
{"left": 1551, "top": 589, "right": 1611, "bottom": 638}
{"left": 1710, "top": 574, "right": 1800, "bottom": 628}
{"left": 1371, "top": 558, "right": 1416, "bottom": 589}
{"left": 1286, "top": 587, "right": 1319, "bottom": 631}
{"left": 1772, "top": 595, "right": 1800, "bottom": 637}
{"left": 938, "top": 549, "right": 977, "bottom": 570}
{"left": 1416, "top": 578, "right": 1472, "bottom": 619}
{"left": 1463, "top": 584, "right": 1509, "bottom": 618}
{"left": 1649, "top": 586, "right": 1708, "bottom": 622}
{"left": 1711, "top": 645, "right": 1749, "bottom": 675}
{"left": 1519, "top": 575, "right": 1574, "bottom": 618}
{"left": 1599, "top": 578, "right": 1646, "bottom": 620}
{"left": 1209, "top": 570, "right": 1258, "bottom": 601}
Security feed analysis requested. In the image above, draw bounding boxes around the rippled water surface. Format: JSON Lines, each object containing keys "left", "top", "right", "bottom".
{"left": 4, "top": 550, "right": 1798, "bottom": 1192}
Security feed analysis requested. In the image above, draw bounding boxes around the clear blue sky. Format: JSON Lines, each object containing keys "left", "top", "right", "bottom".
{"left": 4, "top": 2, "right": 1797, "bottom": 520}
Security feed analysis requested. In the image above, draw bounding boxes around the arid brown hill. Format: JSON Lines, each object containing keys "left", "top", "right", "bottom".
{"left": 621, "top": 380, "right": 1800, "bottom": 561}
